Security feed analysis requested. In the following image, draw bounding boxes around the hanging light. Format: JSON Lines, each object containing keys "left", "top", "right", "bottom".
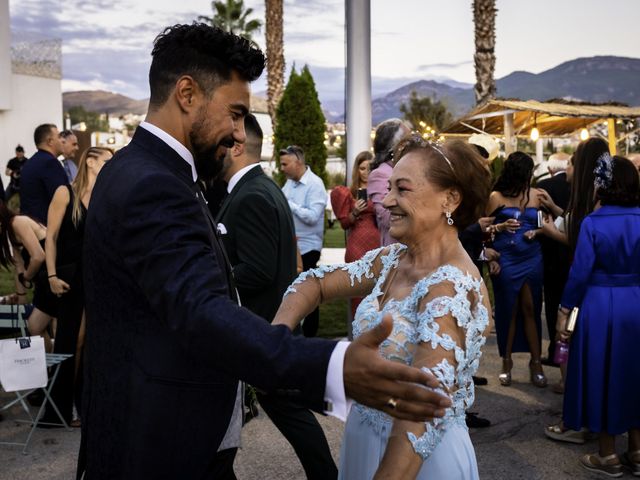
{"left": 580, "top": 128, "right": 589, "bottom": 141}
{"left": 530, "top": 113, "right": 539, "bottom": 141}
{"left": 530, "top": 127, "right": 539, "bottom": 141}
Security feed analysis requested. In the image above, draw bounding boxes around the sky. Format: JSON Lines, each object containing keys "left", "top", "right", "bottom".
{"left": 8, "top": 0, "right": 640, "bottom": 105}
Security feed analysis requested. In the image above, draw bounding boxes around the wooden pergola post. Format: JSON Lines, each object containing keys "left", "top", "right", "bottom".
{"left": 607, "top": 118, "right": 617, "bottom": 155}
{"left": 503, "top": 113, "right": 515, "bottom": 155}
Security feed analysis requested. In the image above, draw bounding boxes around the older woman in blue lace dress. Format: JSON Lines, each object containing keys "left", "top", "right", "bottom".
{"left": 273, "top": 136, "right": 493, "bottom": 479}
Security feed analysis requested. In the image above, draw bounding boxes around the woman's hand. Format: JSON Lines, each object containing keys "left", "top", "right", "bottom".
{"left": 524, "top": 229, "right": 539, "bottom": 241}
{"left": 353, "top": 199, "right": 367, "bottom": 216}
{"left": 537, "top": 190, "right": 563, "bottom": 217}
{"left": 498, "top": 218, "right": 520, "bottom": 234}
{"left": 540, "top": 214, "right": 557, "bottom": 236}
{"left": 49, "top": 276, "right": 71, "bottom": 296}
{"left": 484, "top": 247, "right": 500, "bottom": 262}
{"left": 488, "top": 260, "right": 501, "bottom": 275}
{"left": 0, "top": 293, "right": 19, "bottom": 305}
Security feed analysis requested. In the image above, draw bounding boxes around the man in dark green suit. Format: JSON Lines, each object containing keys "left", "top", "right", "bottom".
{"left": 216, "top": 114, "right": 337, "bottom": 479}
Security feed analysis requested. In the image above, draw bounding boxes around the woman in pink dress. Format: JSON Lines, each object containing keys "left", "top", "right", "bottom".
{"left": 330, "top": 151, "right": 380, "bottom": 315}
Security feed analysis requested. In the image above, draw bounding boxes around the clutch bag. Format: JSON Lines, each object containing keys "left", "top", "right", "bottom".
{"left": 566, "top": 307, "right": 579, "bottom": 333}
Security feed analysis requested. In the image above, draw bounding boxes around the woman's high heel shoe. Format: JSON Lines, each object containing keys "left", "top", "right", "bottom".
{"left": 529, "top": 359, "right": 548, "bottom": 388}
{"left": 499, "top": 358, "right": 513, "bottom": 386}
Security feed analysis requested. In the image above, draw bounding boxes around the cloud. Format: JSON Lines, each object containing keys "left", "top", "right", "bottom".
{"left": 418, "top": 61, "right": 473, "bottom": 71}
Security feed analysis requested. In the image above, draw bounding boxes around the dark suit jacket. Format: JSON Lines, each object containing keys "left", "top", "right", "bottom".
{"left": 537, "top": 172, "right": 571, "bottom": 276}
{"left": 216, "top": 165, "right": 297, "bottom": 322}
{"left": 81, "top": 127, "right": 336, "bottom": 479}
{"left": 537, "top": 172, "right": 570, "bottom": 212}
{"left": 20, "top": 149, "right": 67, "bottom": 224}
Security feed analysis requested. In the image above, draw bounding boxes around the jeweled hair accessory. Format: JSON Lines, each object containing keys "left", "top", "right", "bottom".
{"left": 403, "top": 134, "right": 455, "bottom": 173}
{"left": 594, "top": 152, "right": 614, "bottom": 190}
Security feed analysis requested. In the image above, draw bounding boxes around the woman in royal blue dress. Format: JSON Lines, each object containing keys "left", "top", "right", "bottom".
{"left": 557, "top": 154, "right": 640, "bottom": 477}
{"left": 486, "top": 152, "right": 547, "bottom": 387}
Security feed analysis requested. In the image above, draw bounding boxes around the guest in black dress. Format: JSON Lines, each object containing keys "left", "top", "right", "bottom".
{"left": 44, "top": 147, "right": 113, "bottom": 426}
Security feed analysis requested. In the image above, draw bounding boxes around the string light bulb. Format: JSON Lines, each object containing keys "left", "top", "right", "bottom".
{"left": 580, "top": 128, "right": 589, "bottom": 141}
{"left": 530, "top": 127, "right": 539, "bottom": 141}
{"left": 530, "top": 113, "right": 539, "bottom": 141}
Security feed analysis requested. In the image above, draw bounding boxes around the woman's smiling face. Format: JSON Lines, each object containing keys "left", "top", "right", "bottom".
{"left": 382, "top": 152, "right": 451, "bottom": 243}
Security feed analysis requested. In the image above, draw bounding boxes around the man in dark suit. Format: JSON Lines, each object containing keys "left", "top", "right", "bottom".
{"left": 80, "top": 24, "right": 450, "bottom": 480}
{"left": 536, "top": 153, "right": 571, "bottom": 366}
{"left": 20, "top": 124, "right": 67, "bottom": 224}
{"left": 216, "top": 114, "right": 337, "bottom": 479}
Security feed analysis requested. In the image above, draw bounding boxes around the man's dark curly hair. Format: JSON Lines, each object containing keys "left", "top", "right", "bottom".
{"left": 598, "top": 156, "right": 640, "bottom": 207}
{"left": 149, "top": 23, "right": 266, "bottom": 107}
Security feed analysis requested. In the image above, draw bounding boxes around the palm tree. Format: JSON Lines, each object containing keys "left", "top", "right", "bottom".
{"left": 472, "top": 0, "right": 497, "bottom": 105}
{"left": 265, "top": 0, "right": 284, "bottom": 128}
{"left": 199, "top": 0, "right": 262, "bottom": 42}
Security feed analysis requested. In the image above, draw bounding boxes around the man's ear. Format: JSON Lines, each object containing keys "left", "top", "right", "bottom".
{"left": 174, "top": 75, "right": 198, "bottom": 113}
{"left": 232, "top": 142, "right": 243, "bottom": 157}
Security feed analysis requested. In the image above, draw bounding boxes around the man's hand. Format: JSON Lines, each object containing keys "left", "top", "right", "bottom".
{"left": 484, "top": 247, "right": 500, "bottom": 262}
{"left": 478, "top": 216, "right": 495, "bottom": 231}
{"left": 488, "top": 260, "right": 501, "bottom": 275}
{"left": 343, "top": 315, "right": 451, "bottom": 422}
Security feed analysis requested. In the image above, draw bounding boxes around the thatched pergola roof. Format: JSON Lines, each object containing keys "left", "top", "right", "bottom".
{"left": 443, "top": 99, "right": 640, "bottom": 137}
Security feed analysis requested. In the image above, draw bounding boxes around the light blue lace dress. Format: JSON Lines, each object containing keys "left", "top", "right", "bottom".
{"left": 287, "top": 244, "right": 488, "bottom": 479}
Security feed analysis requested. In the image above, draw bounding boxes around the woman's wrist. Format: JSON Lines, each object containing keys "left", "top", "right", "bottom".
{"left": 18, "top": 272, "right": 33, "bottom": 289}
{"left": 48, "top": 274, "right": 57, "bottom": 279}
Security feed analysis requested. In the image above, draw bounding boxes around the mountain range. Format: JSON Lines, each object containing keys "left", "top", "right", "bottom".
{"left": 62, "top": 56, "right": 640, "bottom": 124}
{"left": 369, "top": 56, "right": 640, "bottom": 124}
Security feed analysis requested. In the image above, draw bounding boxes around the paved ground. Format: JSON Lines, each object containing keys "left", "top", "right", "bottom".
{"left": 1, "top": 331, "right": 623, "bottom": 480}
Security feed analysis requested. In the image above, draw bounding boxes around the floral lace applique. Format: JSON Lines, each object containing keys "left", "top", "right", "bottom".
{"left": 352, "top": 263, "right": 488, "bottom": 461}
{"left": 284, "top": 245, "right": 404, "bottom": 298}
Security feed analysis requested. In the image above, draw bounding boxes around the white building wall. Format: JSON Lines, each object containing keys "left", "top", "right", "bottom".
{"left": 0, "top": 73, "right": 63, "bottom": 188}
{"left": 0, "top": 0, "right": 11, "bottom": 110}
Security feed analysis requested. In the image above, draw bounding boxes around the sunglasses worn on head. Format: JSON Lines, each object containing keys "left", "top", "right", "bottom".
{"left": 279, "top": 145, "right": 303, "bottom": 161}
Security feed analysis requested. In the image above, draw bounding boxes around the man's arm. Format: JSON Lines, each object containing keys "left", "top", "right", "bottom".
{"left": 288, "top": 181, "right": 326, "bottom": 226}
{"left": 119, "top": 173, "right": 450, "bottom": 421}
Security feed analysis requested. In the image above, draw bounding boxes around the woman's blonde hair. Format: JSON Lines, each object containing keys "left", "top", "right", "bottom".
{"left": 71, "top": 147, "right": 113, "bottom": 227}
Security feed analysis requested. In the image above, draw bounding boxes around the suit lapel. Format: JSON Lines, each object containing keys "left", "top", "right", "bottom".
{"left": 216, "top": 165, "right": 264, "bottom": 222}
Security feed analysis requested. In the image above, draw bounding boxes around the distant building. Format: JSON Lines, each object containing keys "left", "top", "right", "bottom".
{"left": 0, "top": 0, "right": 63, "bottom": 188}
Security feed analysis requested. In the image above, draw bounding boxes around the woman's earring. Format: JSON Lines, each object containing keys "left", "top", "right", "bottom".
{"left": 446, "top": 211, "right": 454, "bottom": 226}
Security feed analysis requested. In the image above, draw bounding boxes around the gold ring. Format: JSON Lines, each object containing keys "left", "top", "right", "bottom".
{"left": 386, "top": 398, "right": 397, "bottom": 409}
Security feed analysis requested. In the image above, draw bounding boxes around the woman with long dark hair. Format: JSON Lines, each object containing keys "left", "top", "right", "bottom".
{"left": 0, "top": 202, "right": 56, "bottom": 337}
{"left": 330, "top": 151, "right": 380, "bottom": 316}
{"left": 43, "top": 146, "right": 113, "bottom": 426}
{"left": 486, "top": 152, "right": 547, "bottom": 387}
{"left": 555, "top": 155, "right": 640, "bottom": 476}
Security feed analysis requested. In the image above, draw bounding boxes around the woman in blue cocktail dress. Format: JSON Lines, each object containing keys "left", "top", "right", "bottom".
{"left": 486, "top": 152, "right": 547, "bottom": 387}
{"left": 557, "top": 155, "right": 640, "bottom": 477}
{"left": 274, "top": 137, "right": 493, "bottom": 479}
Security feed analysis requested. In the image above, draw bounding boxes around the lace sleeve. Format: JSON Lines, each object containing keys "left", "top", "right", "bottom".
{"left": 273, "top": 244, "right": 404, "bottom": 329}
{"left": 384, "top": 266, "right": 489, "bottom": 468}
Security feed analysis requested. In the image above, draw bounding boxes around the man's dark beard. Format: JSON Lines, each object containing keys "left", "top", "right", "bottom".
{"left": 191, "top": 133, "right": 235, "bottom": 182}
